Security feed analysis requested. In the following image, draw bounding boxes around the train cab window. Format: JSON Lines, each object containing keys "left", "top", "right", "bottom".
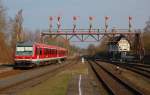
{"left": 16, "top": 46, "right": 33, "bottom": 56}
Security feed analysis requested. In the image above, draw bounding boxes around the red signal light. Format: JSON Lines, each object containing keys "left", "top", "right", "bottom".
{"left": 129, "top": 16, "right": 132, "bottom": 20}
{"left": 49, "top": 16, "right": 53, "bottom": 21}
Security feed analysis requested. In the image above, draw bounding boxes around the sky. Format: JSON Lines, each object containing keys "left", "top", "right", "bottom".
{"left": 3, "top": 0, "right": 150, "bottom": 48}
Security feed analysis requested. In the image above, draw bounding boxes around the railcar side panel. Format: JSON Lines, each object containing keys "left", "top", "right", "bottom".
{"left": 14, "top": 42, "right": 67, "bottom": 68}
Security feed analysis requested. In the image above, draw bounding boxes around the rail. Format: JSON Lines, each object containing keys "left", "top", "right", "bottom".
{"left": 88, "top": 60, "right": 143, "bottom": 95}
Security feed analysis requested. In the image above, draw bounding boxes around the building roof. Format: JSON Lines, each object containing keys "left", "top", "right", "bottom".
{"left": 108, "top": 35, "right": 129, "bottom": 45}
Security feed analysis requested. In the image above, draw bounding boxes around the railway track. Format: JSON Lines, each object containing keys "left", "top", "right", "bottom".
{"left": 109, "top": 61, "right": 150, "bottom": 79}
{"left": 124, "top": 63, "right": 150, "bottom": 73}
{"left": 0, "top": 60, "right": 77, "bottom": 94}
{"left": 88, "top": 60, "right": 144, "bottom": 95}
{"left": 127, "top": 63, "right": 150, "bottom": 68}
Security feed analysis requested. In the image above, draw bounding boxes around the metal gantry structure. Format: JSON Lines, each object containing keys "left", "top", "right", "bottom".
{"left": 41, "top": 16, "right": 137, "bottom": 42}
{"left": 40, "top": 16, "right": 144, "bottom": 62}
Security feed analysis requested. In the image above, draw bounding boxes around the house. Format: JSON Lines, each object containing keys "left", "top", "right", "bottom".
{"left": 108, "top": 35, "right": 130, "bottom": 60}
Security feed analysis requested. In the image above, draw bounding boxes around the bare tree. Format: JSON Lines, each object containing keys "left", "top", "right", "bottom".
{"left": 87, "top": 44, "right": 96, "bottom": 56}
{"left": 143, "top": 17, "right": 150, "bottom": 54}
{"left": 144, "top": 17, "right": 150, "bottom": 32}
{"left": 0, "top": 1, "right": 12, "bottom": 63}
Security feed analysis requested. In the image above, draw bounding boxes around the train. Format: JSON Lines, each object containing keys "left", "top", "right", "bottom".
{"left": 14, "top": 41, "right": 67, "bottom": 68}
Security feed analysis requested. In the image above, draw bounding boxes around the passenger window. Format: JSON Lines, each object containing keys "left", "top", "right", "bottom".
{"left": 40, "top": 48, "right": 42, "bottom": 55}
{"left": 36, "top": 48, "right": 40, "bottom": 55}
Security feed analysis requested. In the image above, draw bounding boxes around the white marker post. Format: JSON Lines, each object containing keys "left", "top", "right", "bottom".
{"left": 82, "top": 57, "right": 84, "bottom": 64}
{"left": 79, "top": 75, "right": 82, "bottom": 95}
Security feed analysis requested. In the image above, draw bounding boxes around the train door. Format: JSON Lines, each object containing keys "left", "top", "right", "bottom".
{"left": 38, "top": 48, "right": 42, "bottom": 59}
{"left": 36, "top": 48, "right": 42, "bottom": 59}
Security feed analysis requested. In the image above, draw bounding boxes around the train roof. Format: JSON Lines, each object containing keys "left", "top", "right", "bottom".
{"left": 16, "top": 41, "right": 34, "bottom": 47}
{"left": 16, "top": 41, "right": 67, "bottom": 51}
{"left": 35, "top": 43, "right": 67, "bottom": 51}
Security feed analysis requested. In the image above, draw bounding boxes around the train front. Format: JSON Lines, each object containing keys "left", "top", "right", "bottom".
{"left": 14, "top": 41, "right": 35, "bottom": 68}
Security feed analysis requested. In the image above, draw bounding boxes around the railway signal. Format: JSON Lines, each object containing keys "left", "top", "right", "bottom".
{"left": 128, "top": 16, "right": 132, "bottom": 32}
{"left": 73, "top": 16, "right": 79, "bottom": 32}
{"left": 105, "top": 16, "right": 110, "bottom": 32}
{"left": 89, "top": 16, "right": 95, "bottom": 32}
{"left": 57, "top": 16, "right": 61, "bottom": 32}
{"left": 49, "top": 16, "right": 53, "bottom": 32}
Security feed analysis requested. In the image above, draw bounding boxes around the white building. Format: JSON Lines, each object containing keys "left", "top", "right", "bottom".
{"left": 108, "top": 35, "right": 130, "bottom": 60}
{"left": 118, "top": 38, "right": 130, "bottom": 52}
{"left": 108, "top": 35, "right": 130, "bottom": 52}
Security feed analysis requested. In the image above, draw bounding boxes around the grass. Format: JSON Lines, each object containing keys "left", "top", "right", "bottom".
{"left": 20, "top": 74, "right": 70, "bottom": 95}
{"left": 18, "top": 63, "right": 88, "bottom": 95}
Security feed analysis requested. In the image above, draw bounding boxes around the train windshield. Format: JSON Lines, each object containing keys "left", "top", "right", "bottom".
{"left": 16, "top": 46, "right": 33, "bottom": 56}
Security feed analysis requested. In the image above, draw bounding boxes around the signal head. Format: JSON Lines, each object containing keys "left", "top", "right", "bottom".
{"left": 49, "top": 16, "right": 53, "bottom": 21}
{"left": 105, "top": 16, "right": 110, "bottom": 20}
{"left": 129, "top": 16, "right": 132, "bottom": 20}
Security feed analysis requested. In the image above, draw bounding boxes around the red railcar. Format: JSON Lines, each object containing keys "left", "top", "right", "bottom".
{"left": 14, "top": 41, "right": 67, "bottom": 68}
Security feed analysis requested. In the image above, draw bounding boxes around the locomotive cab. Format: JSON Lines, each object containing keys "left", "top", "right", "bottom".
{"left": 16, "top": 46, "right": 33, "bottom": 56}
{"left": 14, "top": 41, "right": 35, "bottom": 68}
